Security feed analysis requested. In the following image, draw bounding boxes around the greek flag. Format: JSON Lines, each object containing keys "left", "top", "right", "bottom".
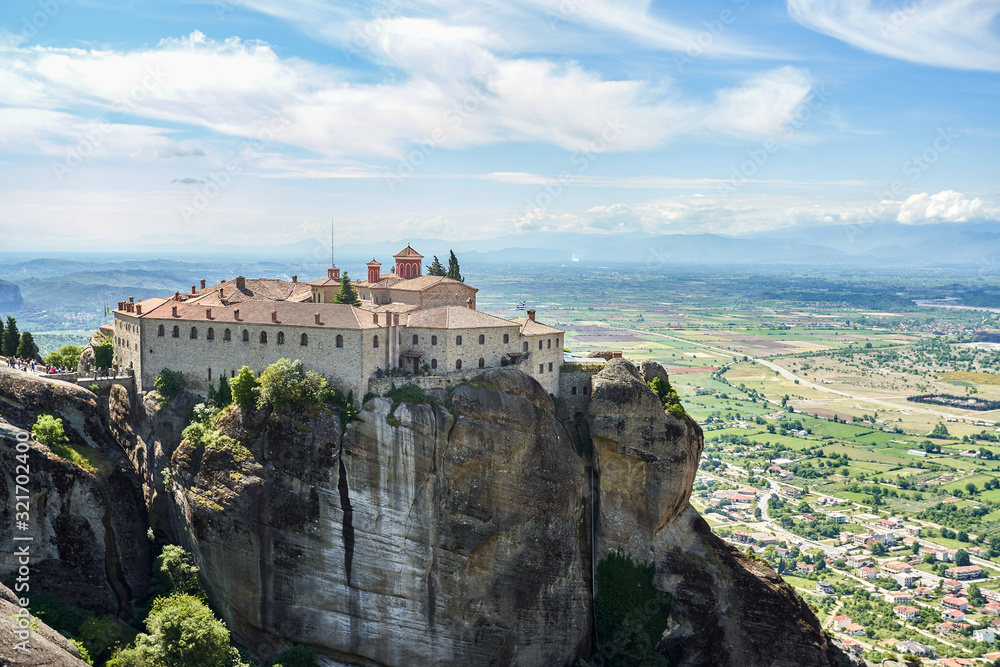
{"left": 515, "top": 301, "right": 526, "bottom": 311}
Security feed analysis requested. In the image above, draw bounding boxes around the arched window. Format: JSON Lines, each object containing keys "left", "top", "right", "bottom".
{"left": 547, "top": 339, "right": 551, "bottom": 349}
{"left": 523, "top": 342, "right": 528, "bottom": 352}
{"left": 413, "top": 334, "right": 419, "bottom": 345}
{"left": 556, "top": 337, "right": 560, "bottom": 348}
{"left": 503, "top": 333, "right": 509, "bottom": 344}
{"left": 158, "top": 325, "right": 165, "bottom": 337}
{"left": 207, "top": 328, "right": 214, "bottom": 341}
{"left": 373, "top": 335, "right": 379, "bottom": 348}
{"left": 172, "top": 326, "right": 179, "bottom": 338}
{"left": 456, "top": 335, "right": 463, "bottom": 345}
{"left": 335, "top": 335, "right": 342, "bottom": 348}
{"left": 190, "top": 327, "right": 198, "bottom": 339}
{"left": 456, "top": 359, "right": 462, "bottom": 370}
{"left": 572, "top": 386, "right": 578, "bottom": 395}
{"left": 208, "top": 368, "right": 212, "bottom": 382}
{"left": 478, "top": 334, "right": 485, "bottom": 344}
{"left": 277, "top": 332, "right": 285, "bottom": 345}
{"left": 538, "top": 340, "right": 543, "bottom": 350}
{"left": 260, "top": 331, "right": 267, "bottom": 344}
{"left": 224, "top": 328, "right": 231, "bottom": 341}
{"left": 431, "top": 335, "right": 437, "bottom": 345}
{"left": 478, "top": 357, "right": 485, "bottom": 368}
{"left": 431, "top": 359, "right": 437, "bottom": 369}
{"left": 302, "top": 333, "right": 309, "bottom": 346}
{"left": 242, "top": 329, "right": 249, "bottom": 342}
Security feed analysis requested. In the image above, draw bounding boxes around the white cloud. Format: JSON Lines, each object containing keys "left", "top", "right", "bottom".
{"left": 0, "top": 32, "right": 814, "bottom": 161}
{"left": 788, "top": 0, "right": 1000, "bottom": 72}
{"left": 897, "top": 190, "right": 998, "bottom": 224}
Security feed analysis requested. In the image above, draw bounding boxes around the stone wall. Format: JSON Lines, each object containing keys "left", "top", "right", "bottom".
{"left": 520, "top": 332, "right": 564, "bottom": 395}
{"left": 557, "top": 361, "right": 604, "bottom": 419}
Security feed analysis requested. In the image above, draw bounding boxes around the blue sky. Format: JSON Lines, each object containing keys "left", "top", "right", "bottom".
{"left": 0, "top": 0, "right": 997, "bottom": 251}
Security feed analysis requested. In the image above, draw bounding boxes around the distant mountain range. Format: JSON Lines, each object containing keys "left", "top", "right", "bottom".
{"left": 5, "top": 221, "right": 985, "bottom": 269}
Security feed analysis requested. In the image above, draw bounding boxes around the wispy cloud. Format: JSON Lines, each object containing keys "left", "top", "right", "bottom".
{"left": 788, "top": 0, "right": 1000, "bottom": 72}
{"left": 0, "top": 31, "right": 813, "bottom": 162}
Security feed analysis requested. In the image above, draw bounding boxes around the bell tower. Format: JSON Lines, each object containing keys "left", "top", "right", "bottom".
{"left": 393, "top": 245, "right": 423, "bottom": 279}
{"left": 367, "top": 259, "right": 382, "bottom": 284}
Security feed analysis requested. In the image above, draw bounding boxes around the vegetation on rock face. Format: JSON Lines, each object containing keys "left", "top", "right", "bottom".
{"left": 154, "top": 369, "right": 186, "bottom": 406}
{"left": 578, "top": 548, "right": 671, "bottom": 667}
{"left": 257, "top": 358, "right": 330, "bottom": 410}
{"left": 182, "top": 404, "right": 254, "bottom": 464}
{"left": 268, "top": 645, "right": 320, "bottom": 667}
{"left": 32, "top": 413, "right": 99, "bottom": 472}
{"left": 230, "top": 366, "right": 259, "bottom": 410}
{"left": 28, "top": 592, "right": 131, "bottom": 666}
{"left": 107, "top": 594, "right": 247, "bottom": 667}
{"left": 647, "top": 376, "right": 686, "bottom": 420}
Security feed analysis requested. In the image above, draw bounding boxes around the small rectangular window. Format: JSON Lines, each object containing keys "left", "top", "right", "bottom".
{"left": 539, "top": 364, "right": 544, "bottom": 373}
{"left": 413, "top": 334, "right": 419, "bottom": 345}
{"left": 548, "top": 362, "right": 553, "bottom": 371}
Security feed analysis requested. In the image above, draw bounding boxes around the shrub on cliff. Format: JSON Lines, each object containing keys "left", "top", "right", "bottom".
{"left": 269, "top": 645, "right": 319, "bottom": 667}
{"left": 584, "top": 548, "right": 671, "bottom": 667}
{"left": 258, "top": 358, "right": 328, "bottom": 410}
{"left": 231, "top": 366, "right": 260, "bottom": 409}
{"left": 647, "top": 377, "right": 685, "bottom": 420}
{"left": 107, "top": 593, "right": 247, "bottom": 667}
{"left": 155, "top": 368, "right": 186, "bottom": 406}
{"left": 44, "top": 344, "right": 83, "bottom": 370}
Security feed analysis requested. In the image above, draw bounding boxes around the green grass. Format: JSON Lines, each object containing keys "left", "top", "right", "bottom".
{"left": 47, "top": 442, "right": 109, "bottom": 474}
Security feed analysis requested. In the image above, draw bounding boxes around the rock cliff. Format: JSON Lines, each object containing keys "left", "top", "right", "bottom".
{"left": 0, "top": 279, "right": 22, "bottom": 311}
{"left": 1, "top": 360, "right": 867, "bottom": 666}
{"left": 0, "top": 368, "right": 150, "bottom": 619}
{"left": 0, "top": 583, "right": 90, "bottom": 666}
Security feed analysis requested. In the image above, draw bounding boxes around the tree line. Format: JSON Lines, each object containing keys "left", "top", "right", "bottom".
{"left": 0, "top": 315, "right": 39, "bottom": 359}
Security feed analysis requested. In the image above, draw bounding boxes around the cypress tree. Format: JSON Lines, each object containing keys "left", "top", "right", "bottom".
{"left": 333, "top": 272, "right": 361, "bottom": 306}
{"left": 446, "top": 250, "right": 463, "bottom": 282}
{"left": 0, "top": 317, "right": 4, "bottom": 351}
{"left": 427, "top": 256, "right": 446, "bottom": 276}
{"left": 16, "top": 332, "right": 39, "bottom": 360}
{"left": 216, "top": 375, "right": 233, "bottom": 407}
{"left": 2, "top": 316, "right": 19, "bottom": 357}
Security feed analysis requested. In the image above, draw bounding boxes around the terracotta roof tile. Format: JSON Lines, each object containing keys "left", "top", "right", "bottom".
{"left": 405, "top": 306, "right": 519, "bottom": 330}
{"left": 126, "top": 300, "right": 379, "bottom": 330}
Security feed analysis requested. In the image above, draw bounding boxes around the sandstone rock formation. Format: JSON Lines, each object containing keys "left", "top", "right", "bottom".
{"left": 0, "top": 583, "right": 90, "bottom": 666}
{"left": 0, "top": 369, "right": 150, "bottom": 619}
{"left": 2, "top": 359, "right": 868, "bottom": 667}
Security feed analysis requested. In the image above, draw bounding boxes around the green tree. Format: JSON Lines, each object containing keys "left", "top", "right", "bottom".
{"left": 93, "top": 337, "right": 115, "bottom": 370}
{"left": 153, "top": 545, "right": 202, "bottom": 598}
{"left": 33, "top": 414, "right": 68, "bottom": 449}
{"left": 2, "top": 315, "right": 19, "bottom": 357}
{"left": 155, "top": 369, "right": 186, "bottom": 403}
{"left": 44, "top": 345, "right": 83, "bottom": 370}
{"left": 257, "top": 359, "right": 328, "bottom": 410}
{"left": 231, "top": 366, "right": 260, "bottom": 410}
{"left": 931, "top": 423, "right": 950, "bottom": 438}
{"left": 446, "top": 250, "right": 463, "bottom": 282}
{"left": 332, "top": 272, "right": 361, "bottom": 306}
{"left": 955, "top": 549, "right": 971, "bottom": 567}
{"left": 427, "top": 256, "right": 446, "bottom": 276}
{"left": 968, "top": 583, "right": 984, "bottom": 605}
{"left": 215, "top": 375, "right": 233, "bottom": 407}
{"left": 16, "top": 332, "right": 39, "bottom": 360}
{"left": 590, "top": 548, "right": 671, "bottom": 667}
{"left": 269, "top": 646, "right": 319, "bottom": 667}
{"left": 107, "top": 594, "right": 245, "bottom": 667}
{"left": 966, "top": 482, "right": 978, "bottom": 496}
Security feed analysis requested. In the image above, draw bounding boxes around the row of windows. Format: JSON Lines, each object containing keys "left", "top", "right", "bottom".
{"left": 570, "top": 385, "right": 590, "bottom": 395}
{"left": 157, "top": 324, "right": 339, "bottom": 347}
{"left": 414, "top": 333, "right": 512, "bottom": 346}
{"left": 538, "top": 362, "right": 554, "bottom": 373}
